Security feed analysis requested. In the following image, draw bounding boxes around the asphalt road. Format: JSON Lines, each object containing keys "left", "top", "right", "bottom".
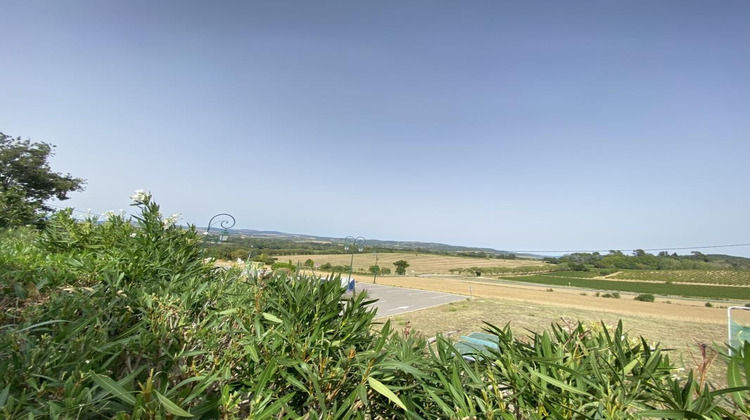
{"left": 355, "top": 282, "right": 465, "bottom": 318}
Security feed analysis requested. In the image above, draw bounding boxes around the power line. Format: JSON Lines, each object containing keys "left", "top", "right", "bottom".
{"left": 511, "top": 243, "right": 750, "bottom": 254}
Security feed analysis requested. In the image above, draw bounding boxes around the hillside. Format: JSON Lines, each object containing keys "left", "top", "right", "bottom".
{"left": 209, "top": 228, "right": 542, "bottom": 259}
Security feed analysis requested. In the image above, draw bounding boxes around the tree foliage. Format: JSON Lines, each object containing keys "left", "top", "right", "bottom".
{"left": 545, "top": 250, "right": 750, "bottom": 271}
{"left": 0, "top": 132, "right": 84, "bottom": 228}
{"left": 393, "top": 259, "right": 410, "bottom": 275}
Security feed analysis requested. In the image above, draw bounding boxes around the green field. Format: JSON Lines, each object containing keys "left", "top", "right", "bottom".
{"left": 537, "top": 270, "right": 603, "bottom": 278}
{"left": 611, "top": 269, "right": 750, "bottom": 285}
{"left": 500, "top": 274, "right": 750, "bottom": 300}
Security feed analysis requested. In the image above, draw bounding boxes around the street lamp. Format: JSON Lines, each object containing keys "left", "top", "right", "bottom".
{"left": 203, "top": 213, "right": 235, "bottom": 247}
{"left": 343, "top": 236, "right": 365, "bottom": 291}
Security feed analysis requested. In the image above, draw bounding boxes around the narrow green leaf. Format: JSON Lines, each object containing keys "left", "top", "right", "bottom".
{"left": 256, "top": 360, "right": 278, "bottom": 392}
{"left": 725, "top": 359, "right": 746, "bottom": 407}
{"left": 622, "top": 359, "right": 639, "bottom": 375}
{"left": 155, "top": 390, "right": 193, "bottom": 417}
{"left": 262, "top": 312, "right": 282, "bottom": 324}
{"left": 379, "top": 361, "right": 427, "bottom": 378}
{"left": 423, "top": 386, "right": 455, "bottom": 416}
{"left": 637, "top": 409, "right": 706, "bottom": 419}
{"left": 709, "top": 386, "right": 750, "bottom": 397}
{"left": 529, "top": 371, "right": 590, "bottom": 396}
{"left": 90, "top": 373, "right": 136, "bottom": 406}
{"left": 218, "top": 308, "right": 238, "bottom": 315}
{"left": 281, "top": 372, "right": 308, "bottom": 394}
{"left": 367, "top": 377, "right": 406, "bottom": 411}
{"left": 0, "top": 385, "right": 9, "bottom": 409}
{"left": 254, "top": 393, "right": 295, "bottom": 420}
{"left": 13, "top": 319, "right": 70, "bottom": 333}
{"left": 169, "top": 376, "right": 207, "bottom": 394}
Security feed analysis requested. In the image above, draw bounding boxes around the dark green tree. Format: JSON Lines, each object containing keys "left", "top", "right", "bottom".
{"left": 304, "top": 258, "right": 315, "bottom": 268}
{"left": 1, "top": 132, "right": 85, "bottom": 227}
{"left": 633, "top": 249, "right": 647, "bottom": 258}
{"left": 368, "top": 265, "right": 380, "bottom": 275}
{"left": 393, "top": 259, "right": 410, "bottom": 275}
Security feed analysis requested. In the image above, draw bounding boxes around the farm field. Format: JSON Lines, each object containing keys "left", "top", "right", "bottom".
{"left": 361, "top": 275, "right": 747, "bottom": 322}
{"left": 381, "top": 297, "right": 739, "bottom": 386}
{"left": 535, "top": 270, "right": 603, "bottom": 278}
{"left": 498, "top": 274, "right": 750, "bottom": 300}
{"left": 611, "top": 269, "right": 750, "bottom": 285}
{"left": 286, "top": 252, "right": 547, "bottom": 274}
{"left": 368, "top": 274, "right": 750, "bottom": 386}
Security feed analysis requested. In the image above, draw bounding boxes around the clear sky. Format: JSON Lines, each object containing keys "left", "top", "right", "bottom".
{"left": 2, "top": 1, "right": 749, "bottom": 257}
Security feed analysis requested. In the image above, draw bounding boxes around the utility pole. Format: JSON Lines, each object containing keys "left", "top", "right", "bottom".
{"left": 373, "top": 252, "right": 379, "bottom": 284}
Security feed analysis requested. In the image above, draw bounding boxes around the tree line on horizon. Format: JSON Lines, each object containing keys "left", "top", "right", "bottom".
{"left": 546, "top": 250, "right": 750, "bottom": 271}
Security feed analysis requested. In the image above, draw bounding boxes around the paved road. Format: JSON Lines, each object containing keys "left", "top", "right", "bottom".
{"left": 356, "top": 282, "right": 465, "bottom": 318}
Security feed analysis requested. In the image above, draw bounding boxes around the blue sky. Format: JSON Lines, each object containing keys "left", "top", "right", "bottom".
{"left": 2, "top": 1, "right": 749, "bottom": 256}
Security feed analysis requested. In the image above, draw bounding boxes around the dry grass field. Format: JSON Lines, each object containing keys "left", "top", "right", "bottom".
{"left": 369, "top": 275, "right": 744, "bottom": 321}
{"left": 370, "top": 276, "right": 749, "bottom": 387}
{"left": 286, "top": 252, "right": 547, "bottom": 274}
{"left": 382, "top": 297, "right": 733, "bottom": 386}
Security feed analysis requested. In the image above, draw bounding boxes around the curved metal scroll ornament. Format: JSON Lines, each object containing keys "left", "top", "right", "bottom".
{"left": 344, "top": 236, "right": 366, "bottom": 252}
{"left": 206, "top": 213, "right": 236, "bottom": 234}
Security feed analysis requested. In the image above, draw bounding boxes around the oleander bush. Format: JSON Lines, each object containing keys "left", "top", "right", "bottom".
{"left": 1, "top": 192, "right": 749, "bottom": 419}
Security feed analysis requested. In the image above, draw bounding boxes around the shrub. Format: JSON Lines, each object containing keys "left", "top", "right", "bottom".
{"left": 271, "top": 261, "right": 296, "bottom": 272}
{"left": 705, "top": 301, "right": 713, "bottom": 307}
{"left": 570, "top": 262, "right": 589, "bottom": 271}
{"left": 635, "top": 293, "right": 655, "bottom": 302}
{"left": 602, "top": 292, "right": 621, "bottom": 299}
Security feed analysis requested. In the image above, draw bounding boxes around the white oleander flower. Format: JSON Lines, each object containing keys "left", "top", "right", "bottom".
{"left": 163, "top": 213, "right": 181, "bottom": 228}
{"left": 130, "top": 189, "right": 148, "bottom": 203}
{"left": 104, "top": 210, "right": 116, "bottom": 219}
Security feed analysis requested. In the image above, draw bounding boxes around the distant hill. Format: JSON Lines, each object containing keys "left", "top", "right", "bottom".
{"left": 221, "top": 228, "right": 542, "bottom": 259}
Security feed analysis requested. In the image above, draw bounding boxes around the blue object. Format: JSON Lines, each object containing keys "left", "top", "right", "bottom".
{"left": 454, "top": 332, "right": 500, "bottom": 361}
